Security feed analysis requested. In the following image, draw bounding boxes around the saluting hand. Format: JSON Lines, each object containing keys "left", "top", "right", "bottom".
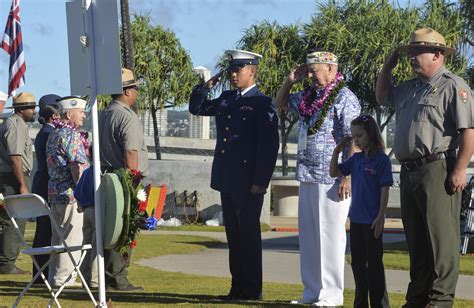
{"left": 288, "top": 64, "right": 308, "bottom": 83}
{"left": 386, "top": 51, "right": 399, "bottom": 70}
{"left": 205, "top": 71, "right": 224, "bottom": 89}
{"left": 334, "top": 136, "right": 352, "bottom": 154}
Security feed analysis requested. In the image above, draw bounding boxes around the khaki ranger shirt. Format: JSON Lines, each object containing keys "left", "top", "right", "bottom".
{"left": 384, "top": 66, "right": 474, "bottom": 161}
{"left": 99, "top": 100, "right": 149, "bottom": 176}
{"left": 0, "top": 113, "right": 33, "bottom": 174}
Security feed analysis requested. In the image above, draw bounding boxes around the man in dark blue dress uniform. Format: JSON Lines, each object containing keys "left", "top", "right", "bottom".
{"left": 189, "top": 49, "right": 279, "bottom": 300}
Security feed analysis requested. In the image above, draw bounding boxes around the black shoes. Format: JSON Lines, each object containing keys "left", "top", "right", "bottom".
{"left": 218, "top": 290, "right": 261, "bottom": 301}
{"left": 106, "top": 284, "right": 144, "bottom": 292}
{"left": 218, "top": 292, "right": 240, "bottom": 301}
{"left": 0, "top": 267, "right": 30, "bottom": 275}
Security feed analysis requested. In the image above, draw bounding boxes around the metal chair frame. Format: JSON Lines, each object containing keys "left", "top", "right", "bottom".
{"left": 3, "top": 194, "right": 97, "bottom": 307}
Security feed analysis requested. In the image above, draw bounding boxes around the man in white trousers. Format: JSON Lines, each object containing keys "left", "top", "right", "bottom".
{"left": 275, "top": 50, "right": 360, "bottom": 306}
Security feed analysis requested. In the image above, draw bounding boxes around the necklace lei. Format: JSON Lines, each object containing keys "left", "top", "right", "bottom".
{"left": 52, "top": 118, "right": 90, "bottom": 154}
{"left": 298, "top": 72, "right": 345, "bottom": 135}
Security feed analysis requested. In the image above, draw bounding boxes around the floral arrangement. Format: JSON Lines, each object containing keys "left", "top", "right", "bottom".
{"left": 115, "top": 169, "right": 147, "bottom": 254}
{"left": 298, "top": 72, "right": 345, "bottom": 135}
{"left": 52, "top": 118, "right": 90, "bottom": 154}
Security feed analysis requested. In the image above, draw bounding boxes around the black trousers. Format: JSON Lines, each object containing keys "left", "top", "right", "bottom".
{"left": 221, "top": 192, "right": 264, "bottom": 299}
{"left": 350, "top": 222, "right": 388, "bottom": 308}
{"left": 0, "top": 173, "right": 28, "bottom": 273}
{"left": 32, "top": 215, "right": 52, "bottom": 283}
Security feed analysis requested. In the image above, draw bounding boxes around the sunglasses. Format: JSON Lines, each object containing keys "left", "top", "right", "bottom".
{"left": 407, "top": 47, "right": 443, "bottom": 56}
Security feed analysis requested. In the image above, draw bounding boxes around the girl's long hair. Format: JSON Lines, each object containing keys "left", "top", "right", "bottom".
{"left": 351, "top": 114, "right": 385, "bottom": 156}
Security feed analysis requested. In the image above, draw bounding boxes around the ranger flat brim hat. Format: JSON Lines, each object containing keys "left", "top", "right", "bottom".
{"left": 226, "top": 49, "right": 262, "bottom": 70}
{"left": 122, "top": 68, "right": 141, "bottom": 88}
{"left": 7, "top": 92, "right": 37, "bottom": 109}
{"left": 397, "top": 28, "right": 457, "bottom": 55}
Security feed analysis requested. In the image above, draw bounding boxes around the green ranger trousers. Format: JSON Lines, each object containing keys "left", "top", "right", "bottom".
{"left": 0, "top": 173, "right": 30, "bottom": 273}
{"left": 104, "top": 247, "right": 132, "bottom": 288}
{"left": 400, "top": 158, "right": 461, "bottom": 308}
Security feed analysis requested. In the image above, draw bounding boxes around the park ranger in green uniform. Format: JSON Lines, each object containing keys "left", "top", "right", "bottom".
{"left": 0, "top": 92, "right": 36, "bottom": 275}
{"left": 99, "top": 68, "right": 148, "bottom": 291}
{"left": 376, "top": 28, "right": 474, "bottom": 308}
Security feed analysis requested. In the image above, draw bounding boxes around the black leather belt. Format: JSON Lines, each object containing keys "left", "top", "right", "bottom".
{"left": 400, "top": 150, "right": 456, "bottom": 170}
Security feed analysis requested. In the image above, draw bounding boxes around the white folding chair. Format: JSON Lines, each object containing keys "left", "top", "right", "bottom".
{"left": 3, "top": 193, "right": 97, "bottom": 307}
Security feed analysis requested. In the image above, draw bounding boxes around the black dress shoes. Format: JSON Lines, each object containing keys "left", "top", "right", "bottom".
{"left": 218, "top": 291, "right": 240, "bottom": 301}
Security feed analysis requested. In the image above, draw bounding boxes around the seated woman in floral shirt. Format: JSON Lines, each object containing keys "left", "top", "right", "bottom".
{"left": 46, "top": 96, "right": 89, "bottom": 288}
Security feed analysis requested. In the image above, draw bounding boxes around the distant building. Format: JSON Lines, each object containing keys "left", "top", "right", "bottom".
{"left": 141, "top": 108, "right": 168, "bottom": 137}
{"left": 189, "top": 66, "right": 211, "bottom": 139}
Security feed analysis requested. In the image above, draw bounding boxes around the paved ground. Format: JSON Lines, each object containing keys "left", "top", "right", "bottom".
{"left": 138, "top": 229, "right": 474, "bottom": 300}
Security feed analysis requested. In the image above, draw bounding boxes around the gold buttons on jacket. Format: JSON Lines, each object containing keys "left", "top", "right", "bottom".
{"left": 225, "top": 127, "right": 229, "bottom": 131}
{"left": 221, "top": 150, "right": 225, "bottom": 154}
{"left": 227, "top": 115, "right": 231, "bottom": 119}
{"left": 223, "top": 138, "right": 227, "bottom": 142}
{"left": 243, "top": 160, "right": 247, "bottom": 163}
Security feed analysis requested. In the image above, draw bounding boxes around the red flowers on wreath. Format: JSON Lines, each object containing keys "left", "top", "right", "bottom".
{"left": 115, "top": 169, "right": 148, "bottom": 254}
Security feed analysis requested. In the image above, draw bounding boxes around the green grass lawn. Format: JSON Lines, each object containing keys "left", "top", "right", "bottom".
{"left": 0, "top": 223, "right": 473, "bottom": 307}
{"left": 382, "top": 240, "right": 474, "bottom": 275}
{"left": 157, "top": 222, "right": 272, "bottom": 232}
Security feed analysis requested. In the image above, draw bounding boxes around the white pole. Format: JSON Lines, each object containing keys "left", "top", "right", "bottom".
{"left": 83, "top": 0, "right": 107, "bottom": 306}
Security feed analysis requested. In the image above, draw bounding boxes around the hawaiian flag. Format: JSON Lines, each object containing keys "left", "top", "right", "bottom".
{"left": 2, "top": 0, "right": 26, "bottom": 96}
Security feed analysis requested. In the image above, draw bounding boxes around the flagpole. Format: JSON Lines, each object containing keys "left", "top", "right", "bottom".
{"left": 83, "top": 0, "right": 107, "bottom": 306}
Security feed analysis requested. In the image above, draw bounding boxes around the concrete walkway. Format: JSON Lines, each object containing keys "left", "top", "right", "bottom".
{"left": 137, "top": 230, "right": 474, "bottom": 300}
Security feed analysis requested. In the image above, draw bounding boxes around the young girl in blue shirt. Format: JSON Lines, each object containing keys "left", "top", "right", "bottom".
{"left": 330, "top": 114, "right": 393, "bottom": 308}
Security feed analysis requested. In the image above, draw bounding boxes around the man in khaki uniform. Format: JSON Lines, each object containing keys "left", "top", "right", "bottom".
{"left": 376, "top": 28, "right": 474, "bottom": 307}
{"left": 0, "top": 92, "right": 37, "bottom": 274}
{"left": 99, "top": 68, "right": 148, "bottom": 291}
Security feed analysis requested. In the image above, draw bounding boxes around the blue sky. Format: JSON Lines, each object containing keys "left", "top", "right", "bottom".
{"left": 1, "top": 0, "right": 425, "bottom": 105}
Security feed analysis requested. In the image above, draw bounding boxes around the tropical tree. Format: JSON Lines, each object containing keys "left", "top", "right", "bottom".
{"left": 236, "top": 21, "right": 307, "bottom": 175}
{"left": 304, "top": 0, "right": 468, "bottom": 132}
{"left": 131, "top": 14, "right": 199, "bottom": 159}
{"left": 120, "top": 0, "right": 134, "bottom": 70}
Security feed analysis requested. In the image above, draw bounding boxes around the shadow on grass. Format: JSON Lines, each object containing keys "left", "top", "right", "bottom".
{"left": 1, "top": 284, "right": 294, "bottom": 307}
{"left": 105, "top": 292, "right": 294, "bottom": 306}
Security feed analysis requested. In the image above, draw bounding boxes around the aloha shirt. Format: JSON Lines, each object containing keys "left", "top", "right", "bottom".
{"left": 47, "top": 127, "right": 89, "bottom": 205}
{"left": 287, "top": 87, "right": 360, "bottom": 184}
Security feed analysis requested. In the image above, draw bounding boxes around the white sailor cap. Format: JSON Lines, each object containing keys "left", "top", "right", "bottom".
{"left": 57, "top": 96, "right": 87, "bottom": 112}
{"left": 225, "top": 49, "right": 262, "bottom": 69}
